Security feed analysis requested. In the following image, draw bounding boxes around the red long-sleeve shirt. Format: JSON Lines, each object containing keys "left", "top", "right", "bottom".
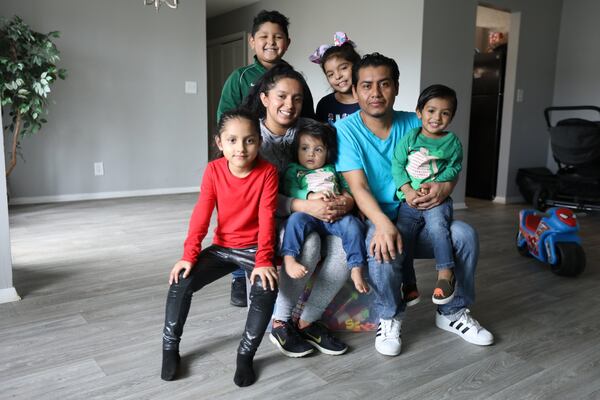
{"left": 182, "top": 157, "right": 278, "bottom": 267}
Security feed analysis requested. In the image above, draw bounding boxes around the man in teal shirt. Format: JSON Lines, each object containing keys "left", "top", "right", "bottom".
{"left": 335, "top": 53, "right": 493, "bottom": 357}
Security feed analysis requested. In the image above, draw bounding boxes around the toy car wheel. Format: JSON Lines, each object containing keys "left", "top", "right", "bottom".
{"left": 532, "top": 187, "right": 548, "bottom": 211}
{"left": 552, "top": 242, "right": 586, "bottom": 277}
{"left": 516, "top": 231, "right": 529, "bottom": 257}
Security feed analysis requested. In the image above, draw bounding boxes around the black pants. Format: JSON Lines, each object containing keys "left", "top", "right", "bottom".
{"left": 162, "top": 245, "right": 277, "bottom": 357}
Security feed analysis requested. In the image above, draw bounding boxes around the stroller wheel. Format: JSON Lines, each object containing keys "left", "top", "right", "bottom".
{"left": 533, "top": 187, "right": 549, "bottom": 211}
{"left": 552, "top": 242, "right": 586, "bottom": 277}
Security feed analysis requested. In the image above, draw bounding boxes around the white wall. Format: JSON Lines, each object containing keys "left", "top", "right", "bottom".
{"left": 420, "top": 0, "right": 478, "bottom": 206}
{"left": 0, "top": 108, "right": 20, "bottom": 303}
{"left": 207, "top": 0, "right": 424, "bottom": 113}
{"left": 422, "top": 0, "right": 563, "bottom": 202}
{"left": 1, "top": 0, "right": 208, "bottom": 203}
{"left": 549, "top": 0, "right": 600, "bottom": 169}
{"left": 492, "top": 0, "right": 563, "bottom": 200}
{"left": 208, "top": 0, "right": 566, "bottom": 205}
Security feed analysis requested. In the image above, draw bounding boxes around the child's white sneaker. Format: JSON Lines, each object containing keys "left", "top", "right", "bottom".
{"left": 375, "top": 318, "right": 402, "bottom": 356}
{"left": 435, "top": 309, "right": 494, "bottom": 346}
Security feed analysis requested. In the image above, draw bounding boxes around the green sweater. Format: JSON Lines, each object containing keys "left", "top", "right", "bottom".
{"left": 284, "top": 163, "right": 349, "bottom": 199}
{"left": 216, "top": 56, "right": 315, "bottom": 122}
{"left": 216, "top": 56, "right": 267, "bottom": 122}
{"left": 391, "top": 127, "right": 463, "bottom": 201}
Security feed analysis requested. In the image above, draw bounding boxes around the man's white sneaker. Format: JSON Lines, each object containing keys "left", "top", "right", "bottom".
{"left": 435, "top": 309, "right": 494, "bottom": 346}
{"left": 375, "top": 318, "right": 402, "bottom": 356}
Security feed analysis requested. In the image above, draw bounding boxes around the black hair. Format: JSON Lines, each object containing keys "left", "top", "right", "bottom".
{"left": 216, "top": 107, "right": 260, "bottom": 139}
{"left": 352, "top": 52, "right": 400, "bottom": 88}
{"left": 416, "top": 84, "right": 458, "bottom": 117}
{"left": 320, "top": 42, "right": 361, "bottom": 73}
{"left": 241, "top": 62, "right": 305, "bottom": 119}
{"left": 251, "top": 10, "right": 290, "bottom": 38}
{"left": 292, "top": 119, "right": 338, "bottom": 165}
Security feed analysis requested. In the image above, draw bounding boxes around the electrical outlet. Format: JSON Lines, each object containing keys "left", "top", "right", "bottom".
{"left": 94, "top": 162, "right": 104, "bottom": 176}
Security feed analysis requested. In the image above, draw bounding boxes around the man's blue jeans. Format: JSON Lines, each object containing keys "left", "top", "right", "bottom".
{"left": 365, "top": 215, "right": 478, "bottom": 320}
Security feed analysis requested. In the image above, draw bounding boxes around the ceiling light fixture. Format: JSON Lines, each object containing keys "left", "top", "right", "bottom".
{"left": 144, "top": 0, "right": 178, "bottom": 12}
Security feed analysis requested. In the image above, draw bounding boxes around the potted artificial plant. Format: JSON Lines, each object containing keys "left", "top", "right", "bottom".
{"left": 1, "top": 15, "right": 67, "bottom": 177}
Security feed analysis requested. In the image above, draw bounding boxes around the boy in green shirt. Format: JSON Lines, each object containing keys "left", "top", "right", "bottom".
{"left": 216, "top": 10, "right": 314, "bottom": 122}
{"left": 391, "top": 84, "right": 463, "bottom": 306}
{"left": 218, "top": 10, "right": 315, "bottom": 307}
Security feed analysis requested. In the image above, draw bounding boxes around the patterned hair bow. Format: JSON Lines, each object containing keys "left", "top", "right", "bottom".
{"left": 309, "top": 32, "right": 355, "bottom": 64}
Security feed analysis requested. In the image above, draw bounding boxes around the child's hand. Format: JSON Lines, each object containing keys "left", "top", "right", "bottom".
{"left": 250, "top": 266, "right": 279, "bottom": 291}
{"left": 169, "top": 260, "right": 193, "bottom": 285}
{"left": 307, "top": 191, "right": 329, "bottom": 200}
{"left": 403, "top": 188, "right": 420, "bottom": 208}
{"left": 417, "top": 186, "right": 430, "bottom": 196}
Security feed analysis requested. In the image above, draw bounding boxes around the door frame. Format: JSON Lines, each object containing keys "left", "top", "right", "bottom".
{"left": 206, "top": 31, "right": 248, "bottom": 159}
{"left": 494, "top": 11, "right": 521, "bottom": 203}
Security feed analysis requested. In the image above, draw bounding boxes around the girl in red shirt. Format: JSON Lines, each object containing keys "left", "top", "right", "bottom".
{"left": 161, "top": 108, "right": 279, "bottom": 387}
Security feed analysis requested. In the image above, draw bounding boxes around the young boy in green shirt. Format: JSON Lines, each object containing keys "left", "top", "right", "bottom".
{"left": 216, "top": 10, "right": 314, "bottom": 122}
{"left": 391, "top": 84, "right": 463, "bottom": 306}
{"left": 217, "top": 10, "right": 315, "bottom": 307}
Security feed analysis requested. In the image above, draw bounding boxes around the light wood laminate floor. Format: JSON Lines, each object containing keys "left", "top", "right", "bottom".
{"left": 1, "top": 195, "right": 599, "bottom": 400}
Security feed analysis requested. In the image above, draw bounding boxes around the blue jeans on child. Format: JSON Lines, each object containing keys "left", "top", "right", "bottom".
{"left": 281, "top": 212, "right": 366, "bottom": 268}
{"left": 365, "top": 207, "right": 477, "bottom": 320}
{"left": 397, "top": 198, "right": 455, "bottom": 272}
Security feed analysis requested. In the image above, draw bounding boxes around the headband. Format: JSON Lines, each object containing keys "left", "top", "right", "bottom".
{"left": 309, "top": 32, "right": 355, "bottom": 64}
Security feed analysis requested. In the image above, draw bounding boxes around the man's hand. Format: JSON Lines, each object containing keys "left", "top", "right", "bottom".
{"left": 369, "top": 219, "right": 403, "bottom": 263}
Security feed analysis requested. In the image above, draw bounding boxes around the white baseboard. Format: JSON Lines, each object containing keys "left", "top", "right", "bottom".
{"left": 9, "top": 187, "right": 199, "bottom": 205}
{"left": 0, "top": 287, "right": 21, "bottom": 304}
{"left": 454, "top": 202, "right": 467, "bottom": 210}
{"left": 493, "top": 195, "right": 524, "bottom": 204}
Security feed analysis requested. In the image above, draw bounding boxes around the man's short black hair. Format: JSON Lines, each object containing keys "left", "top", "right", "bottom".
{"left": 251, "top": 10, "right": 290, "bottom": 38}
{"left": 352, "top": 52, "right": 400, "bottom": 87}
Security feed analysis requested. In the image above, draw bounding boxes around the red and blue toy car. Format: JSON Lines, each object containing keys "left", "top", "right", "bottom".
{"left": 516, "top": 207, "right": 586, "bottom": 276}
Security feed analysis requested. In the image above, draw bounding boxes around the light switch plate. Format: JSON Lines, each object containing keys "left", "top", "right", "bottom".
{"left": 185, "top": 81, "right": 197, "bottom": 94}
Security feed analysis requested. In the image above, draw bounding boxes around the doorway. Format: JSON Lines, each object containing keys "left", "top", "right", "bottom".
{"left": 466, "top": 5, "right": 511, "bottom": 200}
{"left": 206, "top": 32, "right": 247, "bottom": 160}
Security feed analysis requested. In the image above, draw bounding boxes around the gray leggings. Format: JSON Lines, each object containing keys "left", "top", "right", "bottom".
{"left": 273, "top": 232, "right": 349, "bottom": 323}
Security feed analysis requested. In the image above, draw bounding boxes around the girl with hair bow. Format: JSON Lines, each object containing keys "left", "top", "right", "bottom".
{"left": 309, "top": 32, "right": 361, "bottom": 125}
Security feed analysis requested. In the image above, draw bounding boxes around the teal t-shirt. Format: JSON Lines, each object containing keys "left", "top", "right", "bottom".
{"left": 335, "top": 111, "right": 421, "bottom": 220}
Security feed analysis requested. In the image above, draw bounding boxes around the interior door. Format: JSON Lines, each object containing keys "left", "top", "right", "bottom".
{"left": 207, "top": 34, "right": 246, "bottom": 160}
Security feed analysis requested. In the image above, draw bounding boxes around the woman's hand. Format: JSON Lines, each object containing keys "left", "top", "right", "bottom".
{"left": 250, "top": 266, "right": 279, "bottom": 291}
{"left": 169, "top": 260, "right": 193, "bottom": 285}
{"left": 307, "top": 191, "right": 330, "bottom": 201}
{"left": 293, "top": 192, "right": 354, "bottom": 223}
